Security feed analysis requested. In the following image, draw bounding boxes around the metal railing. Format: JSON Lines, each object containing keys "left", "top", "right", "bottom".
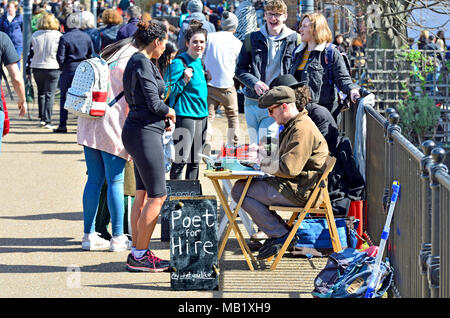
{"left": 348, "top": 48, "right": 450, "bottom": 143}
{"left": 342, "top": 96, "right": 450, "bottom": 298}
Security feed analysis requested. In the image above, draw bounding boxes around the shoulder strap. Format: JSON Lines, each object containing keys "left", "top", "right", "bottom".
{"left": 244, "top": 31, "right": 261, "bottom": 56}
{"left": 175, "top": 55, "right": 188, "bottom": 69}
{"left": 164, "top": 55, "right": 189, "bottom": 104}
{"left": 245, "top": 32, "right": 252, "bottom": 55}
{"left": 108, "top": 91, "right": 124, "bottom": 107}
{"left": 325, "top": 43, "right": 335, "bottom": 86}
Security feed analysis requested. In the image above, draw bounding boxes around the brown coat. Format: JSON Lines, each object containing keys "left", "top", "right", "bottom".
{"left": 261, "top": 109, "right": 329, "bottom": 206}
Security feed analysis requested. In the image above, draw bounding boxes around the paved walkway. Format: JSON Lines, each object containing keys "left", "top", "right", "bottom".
{"left": 0, "top": 103, "right": 326, "bottom": 298}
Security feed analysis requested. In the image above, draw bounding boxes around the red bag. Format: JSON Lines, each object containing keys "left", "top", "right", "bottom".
{"left": 2, "top": 84, "right": 10, "bottom": 137}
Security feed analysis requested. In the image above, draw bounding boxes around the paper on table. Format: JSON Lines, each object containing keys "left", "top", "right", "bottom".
{"left": 230, "top": 170, "right": 266, "bottom": 176}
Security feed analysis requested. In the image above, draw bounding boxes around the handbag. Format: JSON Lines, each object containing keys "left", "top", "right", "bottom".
{"left": 1, "top": 84, "right": 9, "bottom": 137}
{"left": 25, "top": 77, "right": 34, "bottom": 103}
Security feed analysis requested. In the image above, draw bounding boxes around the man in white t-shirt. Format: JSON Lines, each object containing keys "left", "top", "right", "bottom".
{"left": 203, "top": 11, "right": 242, "bottom": 148}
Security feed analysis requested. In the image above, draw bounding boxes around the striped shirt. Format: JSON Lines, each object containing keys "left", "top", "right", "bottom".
{"left": 297, "top": 49, "right": 312, "bottom": 70}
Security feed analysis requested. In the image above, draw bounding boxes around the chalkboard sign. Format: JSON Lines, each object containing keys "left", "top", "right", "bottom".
{"left": 169, "top": 196, "right": 219, "bottom": 291}
{"left": 161, "top": 180, "right": 203, "bottom": 241}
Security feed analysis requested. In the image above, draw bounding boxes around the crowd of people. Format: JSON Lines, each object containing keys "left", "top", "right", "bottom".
{"left": 0, "top": 0, "right": 365, "bottom": 272}
{"left": 4, "top": 0, "right": 444, "bottom": 272}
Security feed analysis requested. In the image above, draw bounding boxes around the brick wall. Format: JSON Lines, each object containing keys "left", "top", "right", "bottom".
{"left": 285, "top": 0, "right": 299, "bottom": 29}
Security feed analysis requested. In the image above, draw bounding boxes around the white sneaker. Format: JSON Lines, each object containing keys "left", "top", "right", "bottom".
{"left": 109, "top": 234, "right": 132, "bottom": 252}
{"left": 44, "top": 124, "right": 56, "bottom": 130}
{"left": 82, "top": 232, "right": 110, "bottom": 251}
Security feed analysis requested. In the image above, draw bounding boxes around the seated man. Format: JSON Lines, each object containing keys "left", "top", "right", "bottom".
{"left": 269, "top": 74, "right": 339, "bottom": 155}
{"left": 231, "top": 86, "right": 329, "bottom": 260}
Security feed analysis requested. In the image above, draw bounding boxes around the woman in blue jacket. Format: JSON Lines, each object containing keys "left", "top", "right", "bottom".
{"left": 165, "top": 20, "right": 208, "bottom": 180}
{"left": 289, "top": 12, "right": 360, "bottom": 122}
{"left": 54, "top": 12, "right": 94, "bottom": 133}
{"left": 0, "top": 1, "right": 23, "bottom": 59}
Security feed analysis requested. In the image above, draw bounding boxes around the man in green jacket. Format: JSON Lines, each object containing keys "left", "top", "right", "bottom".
{"left": 231, "top": 85, "right": 329, "bottom": 260}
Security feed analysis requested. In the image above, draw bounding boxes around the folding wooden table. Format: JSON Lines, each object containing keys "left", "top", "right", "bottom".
{"left": 204, "top": 170, "right": 265, "bottom": 271}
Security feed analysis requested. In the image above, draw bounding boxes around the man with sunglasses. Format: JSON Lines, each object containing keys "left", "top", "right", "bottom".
{"left": 235, "top": 0, "right": 298, "bottom": 147}
{"left": 231, "top": 85, "right": 329, "bottom": 260}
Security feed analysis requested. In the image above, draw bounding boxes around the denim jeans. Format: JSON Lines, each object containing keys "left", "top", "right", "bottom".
{"left": 244, "top": 96, "right": 279, "bottom": 145}
{"left": 0, "top": 110, "right": 4, "bottom": 153}
{"left": 83, "top": 146, "right": 126, "bottom": 236}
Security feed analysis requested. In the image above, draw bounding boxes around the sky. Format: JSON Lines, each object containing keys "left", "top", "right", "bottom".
{"left": 407, "top": 6, "right": 449, "bottom": 41}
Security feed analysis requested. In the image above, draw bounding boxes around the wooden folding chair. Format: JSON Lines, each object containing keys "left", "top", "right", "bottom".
{"left": 268, "top": 156, "right": 342, "bottom": 270}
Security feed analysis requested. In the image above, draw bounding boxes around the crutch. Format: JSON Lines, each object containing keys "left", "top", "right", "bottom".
{"left": 364, "top": 180, "right": 400, "bottom": 298}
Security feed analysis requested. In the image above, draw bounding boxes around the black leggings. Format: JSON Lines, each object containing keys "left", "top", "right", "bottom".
{"left": 32, "top": 68, "right": 60, "bottom": 124}
{"left": 170, "top": 116, "right": 207, "bottom": 180}
{"left": 121, "top": 122, "right": 167, "bottom": 198}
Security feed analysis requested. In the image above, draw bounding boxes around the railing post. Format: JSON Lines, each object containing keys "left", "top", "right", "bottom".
{"left": 419, "top": 140, "right": 435, "bottom": 298}
{"left": 427, "top": 147, "right": 448, "bottom": 297}
{"left": 383, "top": 108, "right": 398, "bottom": 213}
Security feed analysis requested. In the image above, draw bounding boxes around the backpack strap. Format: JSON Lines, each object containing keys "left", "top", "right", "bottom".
{"left": 244, "top": 32, "right": 252, "bottom": 55}
{"left": 324, "top": 43, "right": 335, "bottom": 86}
{"left": 165, "top": 55, "right": 189, "bottom": 105}
{"left": 108, "top": 91, "right": 124, "bottom": 107}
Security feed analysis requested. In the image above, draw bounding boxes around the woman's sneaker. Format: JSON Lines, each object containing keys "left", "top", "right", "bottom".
{"left": 126, "top": 250, "right": 170, "bottom": 272}
{"left": 110, "top": 234, "right": 132, "bottom": 252}
{"left": 82, "top": 232, "right": 110, "bottom": 251}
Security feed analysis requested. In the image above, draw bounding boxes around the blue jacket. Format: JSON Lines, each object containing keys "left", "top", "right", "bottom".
{"left": 235, "top": 26, "right": 298, "bottom": 100}
{"left": 83, "top": 28, "right": 101, "bottom": 54}
{"left": 289, "top": 42, "right": 359, "bottom": 113}
{"left": 164, "top": 52, "right": 208, "bottom": 118}
{"left": 115, "top": 18, "right": 139, "bottom": 41}
{"left": 56, "top": 28, "right": 94, "bottom": 73}
{"left": 0, "top": 13, "right": 23, "bottom": 49}
{"left": 99, "top": 24, "right": 121, "bottom": 50}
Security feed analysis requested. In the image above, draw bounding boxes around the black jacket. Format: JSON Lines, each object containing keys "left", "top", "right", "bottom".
{"left": 328, "top": 136, "right": 366, "bottom": 215}
{"left": 305, "top": 102, "right": 339, "bottom": 155}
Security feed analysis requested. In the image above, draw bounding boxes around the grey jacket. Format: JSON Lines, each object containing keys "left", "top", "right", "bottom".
{"left": 289, "top": 42, "right": 359, "bottom": 114}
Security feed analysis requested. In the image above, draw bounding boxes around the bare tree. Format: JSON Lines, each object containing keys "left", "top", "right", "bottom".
{"left": 325, "top": 0, "right": 450, "bottom": 49}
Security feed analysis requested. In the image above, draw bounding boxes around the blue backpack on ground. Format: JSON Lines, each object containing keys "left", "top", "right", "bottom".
{"left": 292, "top": 217, "right": 360, "bottom": 258}
{"left": 295, "top": 217, "right": 359, "bottom": 250}
{"left": 312, "top": 248, "right": 393, "bottom": 298}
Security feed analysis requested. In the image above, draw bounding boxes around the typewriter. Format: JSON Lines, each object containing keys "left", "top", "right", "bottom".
{"left": 202, "top": 144, "right": 260, "bottom": 171}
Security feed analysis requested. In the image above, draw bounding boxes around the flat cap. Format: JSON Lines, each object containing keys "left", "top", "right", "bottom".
{"left": 258, "top": 86, "right": 296, "bottom": 108}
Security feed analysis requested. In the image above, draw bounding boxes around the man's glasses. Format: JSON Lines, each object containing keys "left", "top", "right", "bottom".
{"left": 268, "top": 104, "right": 282, "bottom": 115}
{"left": 265, "top": 12, "right": 284, "bottom": 19}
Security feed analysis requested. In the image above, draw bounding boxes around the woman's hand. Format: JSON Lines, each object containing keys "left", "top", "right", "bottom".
{"left": 350, "top": 88, "right": 361, "bottom": 103}
{"left": 183, "top": 67, "right": 194, "bottom": 84}
{"left": 166, "top": 107, "right": 176, "bottom": 123}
